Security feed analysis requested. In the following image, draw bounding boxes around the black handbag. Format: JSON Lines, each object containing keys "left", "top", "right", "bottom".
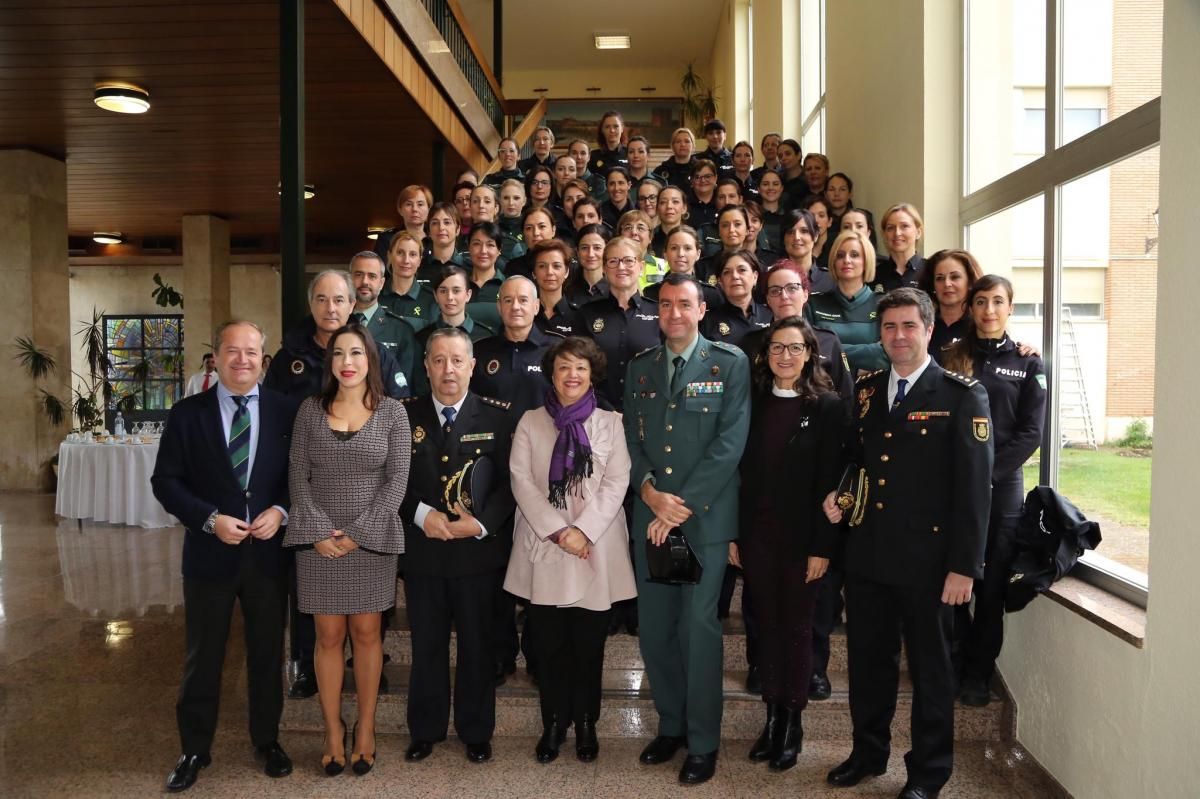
{"left": 645, "top": 528, "right": 703, "bottom": 585}
{"left": 835, "top": 463, "right": 868, "bottom": 527}
{"left": 443, "top": 456, "right": 495, "bottom": 519}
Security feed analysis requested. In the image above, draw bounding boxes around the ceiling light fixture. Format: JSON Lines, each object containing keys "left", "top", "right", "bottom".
{"left": 92, "top": 232, "right": 125, "bottom": 245}
{"left": 594, "top": 34, "right": 631, "bottom": 50}
{"left": 366, "top": 227, "right": 387, "bottom": 240}
{"left": 277, "top": 183, "right": 316, "bottom": 200}
{"left": 93, "top": 83, "right": 151, "bottom": 114}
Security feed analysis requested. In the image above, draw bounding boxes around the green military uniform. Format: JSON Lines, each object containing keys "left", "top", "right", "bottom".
{"left": 623, "top": 334, "right": 751, "bottom": 756}
{"left": 381, "top": 280, "right": 437, "bottom": 332}
{"left": 354, "top": 304, "right": 418, "bottom": 396}
{"left": 467, "top": 269, "right": 505, "bottom": 333}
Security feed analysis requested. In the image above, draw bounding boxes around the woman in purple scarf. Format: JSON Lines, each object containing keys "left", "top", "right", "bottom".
{"left": 504, "top": 336, "right": 637, "bottom": 764}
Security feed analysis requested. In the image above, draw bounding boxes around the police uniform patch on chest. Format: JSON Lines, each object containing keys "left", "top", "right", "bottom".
{"left": 973, "top": 417, "right": 991, "bottom": 442}
{"left": 685, "top": 381, "right": 724, "bottom": 397}
{"left": 460, "top": 432, "right": 495, "bottom": 443}
{"left": 413, "top": 425, "right": 426, "bottom": 443}
{"left": 413, "top": 306, "right": 422, "bottom": 316}
{"left": 718, "top": 322, "right": 731, "bottom": 336}
{"left": 592, "top": 317, "right": 605, "bottom": 334}
{"left": 486, "top": 359, "right": 500, "bottom": 375}
{"left": 290, "top": 359, "right": 305, "bottom": 375}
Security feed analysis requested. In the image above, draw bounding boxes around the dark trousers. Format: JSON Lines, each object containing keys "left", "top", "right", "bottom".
{"left": 845, "top": 576, "right": 956, "bottom": 792}
{"left": 287, "top": 550, "right": 315, "bottom": 670}
{"left": 957, "top": 473, "right": 1024, "bottom": 682}
{"left": 405, "top": 571, "right": 498, "bottom": 744}
{"left": 811, "top": 564, "right": 846, "bottom": 676}
{"left": 494, "top": 585, "right": 520, "bottom": 668}
{"left": 741, "top": 543, "right": 821, "bottom": 709}
{"left": 178, "top": 543, "right": 285, "bottom": 756}
{"left": 527, "top": 604, "right": 612, "bottom": 728}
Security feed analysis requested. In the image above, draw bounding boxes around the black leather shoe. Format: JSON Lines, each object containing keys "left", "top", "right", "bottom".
{"left": 808, "top": 671, "right": 832, "bottom": 701}
{"left": 748, "top": 704, "right": 779, "bottom": 762}
{"left": 607, "top": 614, "right": 622, "bottom": 635}
{"left": 466, "top": 741, "right": 492, "bottom": 762}
{"left": 255, "top": 741, "right": 292, "bottom": 778}
{"left": 678, "top": 751, "right": 717, "bottom": 785}
{"left": 575, "top": 715, "right": 599, "bottom": 762}
{"left": 638, "top": 735, "right": 686, "bottom": 765}
{"left": 288, "top": 670, "right": 318, "bottom": 699}
{"left": 958, "top": 676, "right": 991, "bottom": 707}
{"left": 744, "top": 665, "right": 762, "bottom": 695}
{"left": 406, "top": 740, "right": 434, "bottom": 761}
{"left": 166, "top": 753, "right": 210, "bottom": 792}
{"left": 897, "top": 785, "right": 940, "bottom": 799}
{"left": 494, "top": 660, "right": 516, "bottom": 687}
{"left": 535, "top": 723, "right": 569, "bottom": 763}
{"left": 768, "top": 708, "right": 802, "bottom": 771}
{"left": 827, "top": 757, "right": 886, "bottom": 787}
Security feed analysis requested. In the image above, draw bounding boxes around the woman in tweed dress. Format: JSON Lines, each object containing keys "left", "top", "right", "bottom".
{"left": 285, "top": 323, "right": 411, "bottom": 776}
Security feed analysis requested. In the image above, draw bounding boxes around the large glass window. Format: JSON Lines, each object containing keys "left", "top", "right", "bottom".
{"left": 105, "top": 315, "right": 185, "bottom": 412}
{"left": 963, "top": 0, "right": 1161, "bottom": 598}
{"left": 798, "top": 0, "right": 825, "bottom": 154}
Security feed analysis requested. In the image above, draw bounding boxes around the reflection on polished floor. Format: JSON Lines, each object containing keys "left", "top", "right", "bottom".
{"left": 0, "top": 493, "right": 1052, "bottom": 798}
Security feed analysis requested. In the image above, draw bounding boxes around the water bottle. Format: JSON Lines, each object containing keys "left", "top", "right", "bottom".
{"left": 114, "top": 411, "right": 125, "bottom": 436}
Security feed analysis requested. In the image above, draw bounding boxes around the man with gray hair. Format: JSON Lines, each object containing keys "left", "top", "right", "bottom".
{"left": 263, "top": 267, "right": 412, "bottom": 699}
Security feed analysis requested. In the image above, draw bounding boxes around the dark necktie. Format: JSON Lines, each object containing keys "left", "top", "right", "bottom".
{"left": 350, "top": 312, "right": 366, "bottom": 325}
{"left": 892, "top": 378, "right": 908, "bottom": 412}
{"left": 228, "top": 395, "right": 251, "bottom": 490}
{"left": 670, "top": 356, "right": 686, "bottom": 395}
{"left": 441, "top": 405, "right": 456, "bottom": 435}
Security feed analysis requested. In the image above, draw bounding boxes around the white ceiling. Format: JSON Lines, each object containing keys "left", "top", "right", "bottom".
{"left": 501, "top": 0, "right": 727, "bottom": 74}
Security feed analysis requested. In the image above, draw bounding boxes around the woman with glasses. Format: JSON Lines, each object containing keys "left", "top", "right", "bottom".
{"left": 701, "top": 249, "right": 771, "bottom": 347}
{"left": 732, "top": 315, "right": 842, "bottom": 773}
{"left": 524, "top": 165, "right": 557, "bottom": 215}
{"left": 687, "top": 161, "right": 720, "bottom": 230}
{"left": 565, "top": 224, "right": 611, "bottom": 306}
{"left": 804, "top": 230, "right": 889, "bottom": 373}
{"left": 618, "top": 209, "right": 668, "bottom": 289}
{"left": 635, "top": 180, "right": 661, "bottom": 233}
{"left": 484, "top": 137, "right": 523, "bottom": 187}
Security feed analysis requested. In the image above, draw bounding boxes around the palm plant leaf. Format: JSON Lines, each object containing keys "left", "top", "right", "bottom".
{"left": 13, "top": 336, "right": 56, "bottom": 379}
{"left": 40, "top": 390, "right": 66, "bottom": 427}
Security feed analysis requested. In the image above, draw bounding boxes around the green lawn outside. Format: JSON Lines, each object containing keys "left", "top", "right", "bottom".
{"left": 1022, "top": 446, "right": 1152, "bottom": 529}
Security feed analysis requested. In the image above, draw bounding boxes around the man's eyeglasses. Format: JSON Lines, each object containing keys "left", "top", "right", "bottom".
{"left": 767, "top": 342, "right": 808, "bottom": 356}
{"left": 766, "top": 283, "right": 805, "bottom": 298}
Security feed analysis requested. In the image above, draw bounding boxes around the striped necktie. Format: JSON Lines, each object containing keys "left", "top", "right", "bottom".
{"left": 228, "top": 395, "right": 251, "bottom": 490}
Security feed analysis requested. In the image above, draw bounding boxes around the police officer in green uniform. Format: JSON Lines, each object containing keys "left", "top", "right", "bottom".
{"left": 624, "top": 273, "right": 751, "bottom": 786}
{"left": 464, "top": 222, "right": 506, "bottom": 333}
{"left": 380, "top": 229, "right": 437, "bottom": 333}
{"left": 823, "top": 287, "right": 992, "bottom": 799}
{"left": 349, "top": 252, "right": 419, "bottom": 395}
{"left": 411, "top": 266, "right": 496, "bottom": 396}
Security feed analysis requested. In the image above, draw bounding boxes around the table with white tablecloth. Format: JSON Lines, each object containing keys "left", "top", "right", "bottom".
{"left": 56, "top": 439, "right": 178, "bottom": 529}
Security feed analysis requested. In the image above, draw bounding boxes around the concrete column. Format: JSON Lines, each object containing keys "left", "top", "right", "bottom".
{"left": 181, "top": 215, "right": 231, "bottom": 373}
{"left": 0, "top": 150, "right": 71, "bottom": 489}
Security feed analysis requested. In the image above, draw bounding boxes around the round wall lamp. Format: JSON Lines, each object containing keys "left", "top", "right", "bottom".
{"left": 366, "top": 227, "right": 387, "bottom": 240}
{"left": 92, "top": 232, "right": 126, "bottom": 245}
{"left": 93, "top": 84, "right": 151, "bottom": 114}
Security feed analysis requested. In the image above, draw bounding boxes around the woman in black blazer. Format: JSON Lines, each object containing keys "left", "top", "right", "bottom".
{"left": 731, "top": 315, "right": 843, "bottom": 772}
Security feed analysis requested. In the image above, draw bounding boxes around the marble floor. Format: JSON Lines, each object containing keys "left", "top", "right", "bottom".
{"left": 0, "top": 493, "right": 1057, "bottom": 798}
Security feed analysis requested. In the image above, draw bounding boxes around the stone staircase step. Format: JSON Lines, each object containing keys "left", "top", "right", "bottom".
{"left": 279, "top": 664, "right": 1002, "bottom": 743}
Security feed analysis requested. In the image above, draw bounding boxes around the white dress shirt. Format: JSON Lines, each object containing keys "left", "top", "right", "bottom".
{"left": 415, "top": 394, "right": 488, "bottom": 539}
{"left": 888, "top": 355, "right": 933, "bottom": 408}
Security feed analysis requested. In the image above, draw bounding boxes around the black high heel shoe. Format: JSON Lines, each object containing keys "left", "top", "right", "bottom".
{"left": 322, "top": 718, "right": 347, "bottom": 776}
{"left": 351, "top": 721, "right": 376, "bottom": 776}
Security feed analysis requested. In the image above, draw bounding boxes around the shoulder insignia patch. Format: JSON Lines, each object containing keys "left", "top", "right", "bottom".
{"left": 399, "top": 395, "right": 421, "bottom": 404}
{"left": 856, "top": 369, "right": 885, "bottom": 384}
{"left": 478, "top": 395, "right": 512, "bottom": 410}
{"left": 632, "top": 346, "right": 658, "bottom": 360}
{"left": 710, "top": 340, "right": 742, "bottom": 355}
{"left": 943, "top": 370, "right": 979, "bottom": 388}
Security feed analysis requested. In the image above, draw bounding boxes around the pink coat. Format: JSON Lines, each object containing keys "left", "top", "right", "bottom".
{"left": 503, "top": 406, "right": 638, "bottom": 611}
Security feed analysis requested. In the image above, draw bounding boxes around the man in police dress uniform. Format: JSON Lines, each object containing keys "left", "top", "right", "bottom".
{"left": 400, "top": 327, "right": 517, "bottom": 764}
{"left": 824, "top": 288, "right": 992, "bottom": 799}
{"left": 624, "top": 273, "right": 751, "bottom": 785}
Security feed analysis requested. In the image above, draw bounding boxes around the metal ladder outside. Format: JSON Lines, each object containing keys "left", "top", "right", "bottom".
{"left": 1058, "top": 305, "right": 1098, "bottom": 449}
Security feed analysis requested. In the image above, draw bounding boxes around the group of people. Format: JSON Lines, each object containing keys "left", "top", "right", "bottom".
{"left": 152, "top": 112, "right": 1047, "bottom": 799}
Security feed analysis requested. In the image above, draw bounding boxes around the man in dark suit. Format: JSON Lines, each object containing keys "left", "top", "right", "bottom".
{"left": 823, "top": 288, "right": 993, "bottom": 799}
{"left": 152, "top": 320, "right": 296, "bottom": 792}
{"left": 624, "top": 273, "right": 751, "bottom": 785}
{"left": 400, "top": 327, "right": 517, "bottom": 764}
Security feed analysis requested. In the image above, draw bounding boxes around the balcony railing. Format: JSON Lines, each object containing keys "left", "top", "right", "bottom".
{"left": 420, "top": 0, "right": 504, "bottom": 132}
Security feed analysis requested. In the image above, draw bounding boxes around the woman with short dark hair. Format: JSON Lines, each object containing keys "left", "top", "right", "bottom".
{"left": 733, "top": 316, "right": 842, "bottom": 772}
{"left": 505, "top": 336, "right": 637, "bottom": 763}
{"left": 778, "top": 139, "right": 807, "bottom": 206}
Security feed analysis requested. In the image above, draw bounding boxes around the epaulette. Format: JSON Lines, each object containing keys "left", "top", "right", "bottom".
{"left": 856, "top": 369, "right": 885, "bottom": 384}
{"left": 632, "top": 346, "right": 658, "bottom": 360}
{"left": 399, "top": 395, "right": 421, "bottom": 404}
{"left": 477, "top": 395, "right": 512, "bottom": 410}
{"left": 943, "top": 370, "right": 979, "bottom": 388}
{"left": 710, "top": 340, "right": 742, "bottom": 355}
